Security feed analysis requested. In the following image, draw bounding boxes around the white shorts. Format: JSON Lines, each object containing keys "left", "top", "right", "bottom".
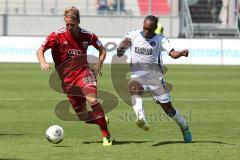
{"left": 130, "top": 73, "right": 171, "bottom": 103}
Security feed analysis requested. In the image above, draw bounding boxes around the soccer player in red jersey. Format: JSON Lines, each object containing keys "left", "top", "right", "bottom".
{"left": 37, "top": 6, "right": 112, "bottom": 146}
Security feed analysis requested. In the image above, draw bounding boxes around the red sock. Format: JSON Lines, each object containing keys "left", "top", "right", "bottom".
{"left": 89, "top": 103, "right": 110, "bottom": 137}
{"left": 95, "top": 116, "right": 110, "bottom": 137}
{"left": 77, "top": 111, "right": 96, "bottom": 123}
{"left": 73, "top": 102, "right": 95, "bottom": 122}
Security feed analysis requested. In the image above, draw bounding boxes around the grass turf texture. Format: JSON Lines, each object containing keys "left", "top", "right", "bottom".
{"left": 0, "top": 63, "right": 240, "bottom": 160}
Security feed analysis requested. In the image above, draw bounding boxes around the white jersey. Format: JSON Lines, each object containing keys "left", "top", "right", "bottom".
{"left": 125, "top": 30, "right": 173, "bottom": 76}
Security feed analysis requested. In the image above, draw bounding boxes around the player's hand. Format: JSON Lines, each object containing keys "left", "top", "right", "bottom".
{"left": 117, "top": 48, "right": 125, "bottom": 57}
{"left": 117, "top": 38, "right": 131, "bottom": 57}
{"left": 93, "top": 60, "right": 103, "bottom": 77}
{"left": 181, "top": 49, "right": 189, "bottom": 57}
{"left": 40, "top": 62, "right": 50, "bottom": 71}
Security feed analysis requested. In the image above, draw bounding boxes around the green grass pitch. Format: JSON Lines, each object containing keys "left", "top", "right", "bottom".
{"left": 0, "top": 63, "right": 240, "bottom": 160}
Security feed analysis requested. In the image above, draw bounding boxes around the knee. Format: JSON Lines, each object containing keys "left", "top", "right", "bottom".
{"left": 128, "top": 80, "right": 144, "bottom": 95}
{"left": 88, "top": 98, "right": 98, "bottom": 105}
{"left": 85, "top": 94, "right": 98, "bottom": 105}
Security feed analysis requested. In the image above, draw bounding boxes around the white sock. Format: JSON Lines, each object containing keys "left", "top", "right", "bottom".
{"left": 131, "top": 95, "right": 146, "bottom": 120}
{"left": 173, "top": 110, "right": 188, "bottom": 131}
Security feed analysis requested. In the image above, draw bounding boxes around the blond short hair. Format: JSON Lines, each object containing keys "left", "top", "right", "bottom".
{"left": 64, "top": 6, "right": 80, "bottom": 22}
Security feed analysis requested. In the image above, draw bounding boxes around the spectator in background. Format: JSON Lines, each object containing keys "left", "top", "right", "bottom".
{"left": 112, "top": 0, "right": 125, "bottom": 12}
{"left": 97, "top": 0, "right": 111, "bottom": 14}
{"left": 219, "top": 0, "right": 229, "bottom": 25}
{"left": 189, "top": 0, "right": 213, "bottom": 23}
{"left": 209, "top": 0, "right": 223, "bottom": 23}
{"left": 238, "top": 0, "right": 240, "bottom": 31}
{"left": 155, "top": 22, "right": 164, "bottom": 35}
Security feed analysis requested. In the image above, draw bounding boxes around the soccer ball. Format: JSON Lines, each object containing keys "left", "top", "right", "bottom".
{"left": 45, "top": 125, "right": 64, "bottom": 144}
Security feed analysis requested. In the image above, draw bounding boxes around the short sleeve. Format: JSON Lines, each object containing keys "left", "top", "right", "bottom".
{"left": 124, "top": 31, "right": 133, "bottom": 40}
{"left": 90, "top": 34, "right": 103, "bottom": 50}
{"left": 41, "top": 32, "right": 58, "bottom": 51}
{"left": 161, "top": 37, "right": 174, "bottom": 54}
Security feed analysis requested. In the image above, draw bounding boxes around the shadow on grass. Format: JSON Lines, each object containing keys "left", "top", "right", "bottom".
{"left": 152, "top": 140, "right": 236, "bottom": 147}
{"left": 52, "top": 145, "right": 71, "bottom": 148}
{"left": 0, "top": 134, "right": 26, "bottom": 136}
{"left": 83, "top": 140, "right": 152, "bottom": 145}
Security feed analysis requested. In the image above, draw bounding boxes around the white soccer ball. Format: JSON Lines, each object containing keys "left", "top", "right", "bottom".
{"left": 46, "top": 125, "right": 64, "bottom": 144}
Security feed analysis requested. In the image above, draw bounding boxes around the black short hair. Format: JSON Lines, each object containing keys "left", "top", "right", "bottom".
{"left": 144, "top": 15, "right": 158, "bottom": 27}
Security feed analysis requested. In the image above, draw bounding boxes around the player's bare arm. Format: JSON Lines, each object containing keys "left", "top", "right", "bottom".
{"left": 93, "top": 45, "right": 106, "bottom": 76}
{"left": 117, "top": 38, "right": 131, "bottom": 57}
{"left": 37, "top": 46, "right": 50, "bottom": 71}
{"left": 169, "top": 49, "right": 189, "bottom": 59}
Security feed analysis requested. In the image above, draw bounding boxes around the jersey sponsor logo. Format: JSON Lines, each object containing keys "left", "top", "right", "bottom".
{"left": 82, "top": 41, "right": 89, "bottom": 48}
{"left": 83, "top": 75, "right": 96, "bottom": 83}
{"left": 150, "top": 41, "right": 156, "bottom": 46}
{"left": 135, "top": 47, "right": 153, "bottom": 55}
{"left": 67, "top": 49, "right": 82, "bottom": 56}
{"left": 63, "top": 41, "right": 68, "bottom": 45}
{"left": 96, "top": 40, "right": 102, "bottom": 47}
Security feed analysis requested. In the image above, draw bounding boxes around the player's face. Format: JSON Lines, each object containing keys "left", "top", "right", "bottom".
{"left": 143, "top": 19, "right": 157, "bottom": 39}
{"left": 64, "top": 18, "right": 79, "bottom": 36}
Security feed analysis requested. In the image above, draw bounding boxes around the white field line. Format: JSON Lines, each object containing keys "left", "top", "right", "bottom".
{"left": 0, "top": 97, "right": 240, "bottom": 102}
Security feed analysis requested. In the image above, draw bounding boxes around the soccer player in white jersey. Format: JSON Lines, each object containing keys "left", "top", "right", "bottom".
{"left": 117, "top": 15, "right": 192, "bottom": 143}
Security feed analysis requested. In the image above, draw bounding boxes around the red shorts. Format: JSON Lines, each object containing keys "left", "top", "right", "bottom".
{"left": 60, "top": 66, "right": 97, "bottom": 111}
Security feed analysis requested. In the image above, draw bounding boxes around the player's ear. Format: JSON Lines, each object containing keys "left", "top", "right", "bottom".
{"left": 154, "top": 24, "right": 157, "bottom": 31}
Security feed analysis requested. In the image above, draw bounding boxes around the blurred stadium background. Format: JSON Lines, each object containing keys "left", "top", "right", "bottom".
{"left": 0, "top": 0, "right": 240, "bottom": 64}
{"left": 0, "top": 0, "right": 239, "bottom": 38}
{"left": 0, "top": 1, "right": 240, "bottom": 160}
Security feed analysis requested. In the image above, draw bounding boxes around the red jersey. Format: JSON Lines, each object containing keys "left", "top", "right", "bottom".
{"left": 42, "top": 27, "right": 102, "bottom": 92}
{"left": 42, "top": 27, "right": 102, "bottom": 67}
